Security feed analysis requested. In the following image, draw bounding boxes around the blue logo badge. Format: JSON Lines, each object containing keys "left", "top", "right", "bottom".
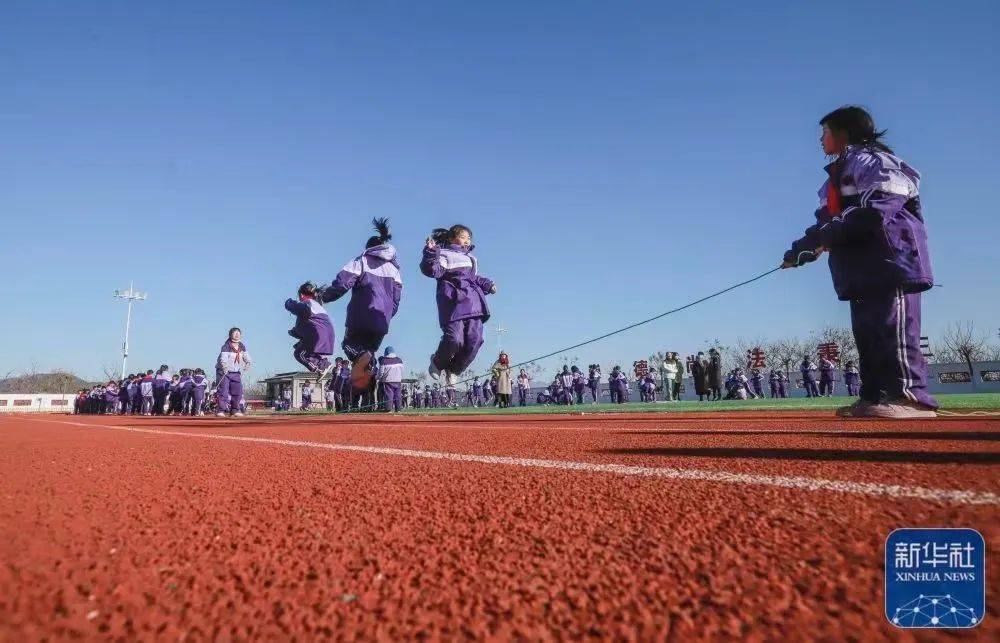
{"left": 885, "top": 528, "right": 985, "bottom": 628}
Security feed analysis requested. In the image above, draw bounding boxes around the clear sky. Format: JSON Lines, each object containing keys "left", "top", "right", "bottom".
{"left": 2, "top": 1, "right": 998, "bottom": 382}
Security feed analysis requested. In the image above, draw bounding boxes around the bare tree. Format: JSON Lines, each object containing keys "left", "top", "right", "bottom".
{"left": 941, "top": 321, "right": 990, "bottom": 376}
{"left": 809, "top": 325, "right": 859, "bottom": 365}
{"left": 647, "top": 351, "right": 667, "bottom": 373}
{"left": 767, "top": 336, "right": 811, "bottom": 375}
{"left": 101, "top": 362, "right": 121, "bottom": 382}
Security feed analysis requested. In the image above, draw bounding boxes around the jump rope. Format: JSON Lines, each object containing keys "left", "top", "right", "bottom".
{"left": 341, "top": 264, "right": 784, "bottom": 413}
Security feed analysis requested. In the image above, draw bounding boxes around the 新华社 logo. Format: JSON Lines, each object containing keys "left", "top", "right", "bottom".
{"left": 885, "top": 528, "right": 985, "bottom": 628}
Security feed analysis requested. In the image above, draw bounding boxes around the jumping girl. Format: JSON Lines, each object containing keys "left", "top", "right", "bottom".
{"left": 319, "top": 218, "right": 402, "bottom": 389}
{"left": 420, "top": 224, "right": 497, "bottom": 386}
{"left": 285, "top": 281, "right": 336, "bottom": 383}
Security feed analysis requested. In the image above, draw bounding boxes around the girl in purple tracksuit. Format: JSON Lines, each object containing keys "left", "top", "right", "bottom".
{"left": 783, "top": 107, "right": 936, "bottom": 418}
{"left": 587, "top": 365, "right": 602, "bottom": 402}
{"left": 571, "top": 366, "right": 586, "bottom": 404}
{"left": 285, "top": 282, "right": 336, "bottom": 381}
{"left": 609, "top": 366, "right": 628, "bottom": 404}
{"left": 377, "top": 347, "right": 405, "bottom": 413}
{"left": 642, "top": 373, "right": 657, "bottom": 402}
{"left": 516, "top": 370, "right": 531, "bottom": 407}
{"left": 420, "top": 224, "right": 497, "bottom": 383}
{"left": 558, "top": 367, "right": 574, "bottom": 405}
{"left": 471, "top": 377, "right": 484, "bottom": 407}
{"left": 215, "top": 327, "right": 252, "bottom": 417}
{"left": 177, "top": 369, "right": 194, "bottom": 414}
{"left": 319, "top": 219, "right": 402, "bottom": 388}
{"left": 191, "top": 368, "right": 209, "bottom": 416}
{"left": 843, "top": 361, "right": 861, "bottom": 397}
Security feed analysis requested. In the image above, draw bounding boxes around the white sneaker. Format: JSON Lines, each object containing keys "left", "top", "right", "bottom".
{"left": 836, "top": 399, "right": 875, "bottom": 417}
{"left": 863, "top": 399, "right": 937, "bottom": 419}
{"left": 233, "top": 412, "right": 245, "bottom": 418}
{"left": 428, "top": 357, "right": 443, "bottom": 381}
{"left": 316, "top": 361, "right": 336, "bottom": 385}
{"left": 446, "top": 372, "right": 459, "bottom": 387}
{"left": 216, "top": 412, "right": 226, "bottom": 417}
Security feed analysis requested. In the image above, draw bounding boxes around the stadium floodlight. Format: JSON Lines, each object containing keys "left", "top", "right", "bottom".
{"left": 113, "top": 282, "right": 148, "bottom": 380}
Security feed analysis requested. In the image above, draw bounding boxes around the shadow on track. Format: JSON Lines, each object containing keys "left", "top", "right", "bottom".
{"left": 613, "top": 430, "right": 1000, "bottom": 442}
{"left": 597, "top": 447, "right": 1000, "bottom": 464}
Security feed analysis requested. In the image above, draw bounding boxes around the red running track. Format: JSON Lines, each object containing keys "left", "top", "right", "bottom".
{"left": 1, "top": 412, "right": 997, "bottom": 640}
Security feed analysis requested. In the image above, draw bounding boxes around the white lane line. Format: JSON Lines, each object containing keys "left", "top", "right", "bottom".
{"left": 16, "top": 417, "right": 1000, "bottom": 506}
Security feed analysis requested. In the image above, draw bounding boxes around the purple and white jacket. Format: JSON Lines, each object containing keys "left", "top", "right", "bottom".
{"left": 377, "top": 354, "right": 404, "bottom": 384}
{"left": 785, "top": 144, "right": 933, "bottom": 300}
{"left": 320, "top": 244, "right": 402, "bottom": 334}
{"left": 216, "top": 341, "right": 252, "bottom": 377}
{"left": 284, "top": 297, "right": 335, "bottom": 355}
{"left": 420, "top": 243, "right": 495, "bottom": 328}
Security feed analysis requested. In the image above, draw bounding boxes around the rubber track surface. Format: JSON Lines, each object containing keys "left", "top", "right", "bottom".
{"left": 1, "top": 412, "right": 997, "bottom": 641}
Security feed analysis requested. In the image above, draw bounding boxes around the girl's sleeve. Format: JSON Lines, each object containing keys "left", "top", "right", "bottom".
{"left": 814, "top": 152, "right": 917, "bottom": 248}
{"left": 420, "top": 246, "right": 446, "bottom": 279}
{"left": 320, "top": 259, "right": 362, "bottom": 303}
{"left": 475, "top": 275, "right": 495, "bottom": 293}
{"left": 392, "top": 280, "right": 402, "bottom": 317}
{"left": 284, "top": 298, "right": 308, "bottom": 316}
{"left": 784, "top": 213, "right": 826, "bottom": 266}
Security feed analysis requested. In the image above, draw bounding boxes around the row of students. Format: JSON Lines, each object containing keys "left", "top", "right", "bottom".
{"left": 74, "top": 367, "right": 212, "bottom": 416}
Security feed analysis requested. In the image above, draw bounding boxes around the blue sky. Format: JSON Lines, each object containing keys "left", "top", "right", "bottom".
{"left": 2, "top": 1, "right": 998, "bottom": 381}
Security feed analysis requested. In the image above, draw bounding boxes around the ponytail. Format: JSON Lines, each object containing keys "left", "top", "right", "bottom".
{"left": 366, "top": 217, "right": 392, "bottom": 249}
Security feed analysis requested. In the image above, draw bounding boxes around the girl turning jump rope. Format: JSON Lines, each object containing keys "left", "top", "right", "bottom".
{"left": 782, "top": 106, "right": 936, "bottom": 418}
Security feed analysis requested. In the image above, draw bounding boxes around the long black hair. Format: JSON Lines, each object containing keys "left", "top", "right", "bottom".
{"left": 820, "top": 106, "right": 893, "bottom": 154}
{"left": 430, "top": 224, "right": 472, "bottom": 245}
{"left": 366, "top": 217, "right": 392, "bottom": 249}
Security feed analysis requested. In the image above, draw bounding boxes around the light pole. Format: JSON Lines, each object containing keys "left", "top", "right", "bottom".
{"left": 496, "top": 322, "right": 507, "bottom": 353}
{"left": 114, "top": 282, "right": 147, "bottom": 380}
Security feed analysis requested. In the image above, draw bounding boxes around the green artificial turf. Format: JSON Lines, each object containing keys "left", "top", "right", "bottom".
{"left": 273, "top": 393, "right": 1000, "bottom": 417}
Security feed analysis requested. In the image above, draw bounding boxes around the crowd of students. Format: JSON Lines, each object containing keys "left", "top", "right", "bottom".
{"left": 74, "top": 366, "right": 214, "bottom": 416}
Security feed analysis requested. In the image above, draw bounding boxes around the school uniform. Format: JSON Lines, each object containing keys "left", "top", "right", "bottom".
{"left": 301, "top": 384, "right": 314, "bottom": 410}
{"left": 177, "top": 374, "right": 194, "bottom": 414}
{"left": 420, "top": 243, "right": 494, "bottom": 376}
{"left": 800, "top": 360, "right": 820, "bottom": 398}
{"left": 378, "top": 353, "right": 405, "bottom": 412}
{"left": 785, "top": 144, "right": 936, "bottom": 408}
{"left": 321, "top": 244, "right": 403, "bottom": 362}
{"left": 516, "top": 375, "right": 531, "bottom": 407}
{"left": 571, "top": 371, "right": 586, "bottom": 404}
{"left": 152, "top": 370, "right": 171, "bottom": 415}
{"left": 750, "top": 370, "right": 765, "bottom": 398}
{"left": 642, "top": 374, "right": 657, "bottom": 402}
{"left": 768, "top": 369, "right": 782, "bottom": 398}
{"left": 609, "top": 371, "right": 628, "bottom": 404}
{"left": 844, "top": 366, "right": 861, "bottom": 397}
{"left": 216, "top": 340, "right": 252, "bottom": 414}
{"left": 191, "top": 374, "right": 208, "bottom": 415}
{"left": 138, "top": 376, "right": 154, "bottom": 415}
{"left": 587, "top": 369, "right": 602, "bottom": 402}
{"left": 819, "top": 359, "right": 836, "bottom": 397}
{"left": 285, "top": 297, "right": 335, "bottom": 374}
{"left": 559, "top": 373, "right": 574, "bottom": 405}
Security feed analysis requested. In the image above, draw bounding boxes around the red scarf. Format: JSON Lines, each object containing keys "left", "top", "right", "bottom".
{"left": 826, "top": 159, "right": 843, "bottom": 215}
